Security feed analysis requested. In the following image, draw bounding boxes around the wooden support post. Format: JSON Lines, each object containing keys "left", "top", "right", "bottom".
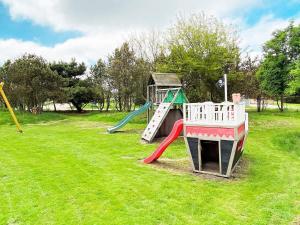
{"left": 146, "top": 85, "right": 150, "bottom": 124}
{"left": 0, "top": 82, "right": 22, "bottom": 132}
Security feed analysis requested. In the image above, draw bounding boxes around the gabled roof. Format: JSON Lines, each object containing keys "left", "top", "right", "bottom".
{"left": 149, "top": 72, "right": 182, "bottom": 86}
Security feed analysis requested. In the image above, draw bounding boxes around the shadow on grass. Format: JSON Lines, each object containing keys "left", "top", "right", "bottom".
{"left": 274, "top": 131, "right": 300, "bottom": 156}
{"left": 0, "top": 110, "right": 66, "bottom": 126}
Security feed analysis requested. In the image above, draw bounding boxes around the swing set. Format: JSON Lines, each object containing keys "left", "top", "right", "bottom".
{"left": 0, "top": 82, "right": 22, "bottom": 133}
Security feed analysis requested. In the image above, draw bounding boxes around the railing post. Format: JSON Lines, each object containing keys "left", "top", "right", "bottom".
{"left": 183, "top": 103, "right": 186, "bottom": 123}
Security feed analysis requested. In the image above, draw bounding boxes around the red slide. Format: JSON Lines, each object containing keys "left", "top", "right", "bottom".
{"left": 144, "top": 119, "right": 183, "bottom": 164}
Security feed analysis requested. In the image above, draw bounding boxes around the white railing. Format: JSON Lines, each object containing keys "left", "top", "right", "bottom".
{"left": 183, "top": 102, "right": 246, "bottom": 126}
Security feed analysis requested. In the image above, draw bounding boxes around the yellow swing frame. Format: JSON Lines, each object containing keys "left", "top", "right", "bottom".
{"left": 0, "top": 82, "right": 22, "bottom": 132}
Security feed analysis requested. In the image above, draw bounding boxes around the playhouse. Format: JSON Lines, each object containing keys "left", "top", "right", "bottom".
{"left": 183, "top": 101, "right": 248, "bottom": 177}
{"left": 142, "top": 72, "right": 188, "bottom": 142}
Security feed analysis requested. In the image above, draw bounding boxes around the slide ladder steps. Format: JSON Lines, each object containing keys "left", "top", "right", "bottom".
{"left": 142, "top": 102, "right": 172, "bottom": 142}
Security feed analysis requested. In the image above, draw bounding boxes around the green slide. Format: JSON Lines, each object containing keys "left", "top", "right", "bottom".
{"left": 107, "top": 102, "right": 152, "bottom": 133}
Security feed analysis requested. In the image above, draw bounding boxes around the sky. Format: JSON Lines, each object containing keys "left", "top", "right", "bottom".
{"left": 0, "top": 0, "right": 300, "bottom": 65}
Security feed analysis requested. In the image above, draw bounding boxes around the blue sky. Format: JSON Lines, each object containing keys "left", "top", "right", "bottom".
{"left": 244, "top": 0, "right": 300, "bottom": 25}
{"left": 0, "top": 0, "right": 299, "bottom": 64}
{"left": 0, "top": 4, "right": 80, "bottom": 46}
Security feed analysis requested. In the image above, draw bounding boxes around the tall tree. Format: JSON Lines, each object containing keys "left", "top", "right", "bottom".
{"left": 232, "top": 55, "right": 264, "bottom": 111}
{"left": 129, "top": 30, "right": 166, "bottom": 66}
{"left": 156, "top": 13, "right": 240, "bottom": 102}
{"left": 257, "top": 22, "right": 300, "bottom": 111}
{"left": 107, "top": 42, "right": 146, "bottom": 111}
{"left": 90, "top": 59, "right": 111, "bottom": 111}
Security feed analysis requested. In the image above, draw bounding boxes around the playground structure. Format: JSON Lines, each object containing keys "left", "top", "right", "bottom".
{"left": 107, "top": 72, "right": 188, "bottom": 137}
{"left": 142, "top": 73, "right": 188, "bottom": 142}
{"left": 183, "top": 101, "right": 248, "bottom": 177}
{"left": 107, "top": 72, "right": 248, "bottom": 177}
{"left": 144, "top": 96, "right": 248, "bottom": 178}
{"left": 0, "top": 82, "right": 22, "bottom": 132}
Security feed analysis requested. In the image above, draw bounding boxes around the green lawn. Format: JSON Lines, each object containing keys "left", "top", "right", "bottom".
{"left": 0, "top": 109, "right": 299, "bottom": 225}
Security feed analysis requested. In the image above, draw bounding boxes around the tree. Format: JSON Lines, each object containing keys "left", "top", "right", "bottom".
{"left": 132, "top": 58, "right": 151, "bottom": 106}
{"left": 107, "top": 42, "right": 148, "bottom": 111}
{"left": 50, "top": 59, "right": 96, "bottom": 112}
{"left": 288, "top": 59, "right": 300, "bottom": 95}
{"left": 0, "top": 54, "right": 63, "bottom": 112}
{"left": 233, "top": 55, "right": 264, "bottom": 112}
{"left": 257, "top": 22, "right": 300, "bottom": 111}
{"left": 68, "top": 78, "right": 99, "bottom": 111}
{"left": 129, "top": 30, "right": 166, "bottom": 67}
{"left": 90, "top": 59, "right": 111, "bottom": 111}
{"left": 156, "top": 13, "right": 240, "bottom": 102}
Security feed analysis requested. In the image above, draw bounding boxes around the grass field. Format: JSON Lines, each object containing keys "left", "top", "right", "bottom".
{"left": 0, "top": 109, "right": 299, "bottom": 225}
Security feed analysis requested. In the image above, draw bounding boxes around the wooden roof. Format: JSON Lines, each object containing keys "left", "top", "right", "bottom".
{"left": 149, "top": 72, "right": 182, "bottom": 86}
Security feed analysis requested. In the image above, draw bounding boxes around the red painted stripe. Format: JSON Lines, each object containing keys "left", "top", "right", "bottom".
{"left": 186, "top": 126, "right": 234, "bottom": 138}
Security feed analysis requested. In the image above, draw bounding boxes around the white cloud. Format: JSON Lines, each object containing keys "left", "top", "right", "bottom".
{"left": 0, "top": 0, "right": 299, "bottom": 65}
{"left": 0, "top": 31, "right": 126, "bottom": 64}
{"left": 1, "top": 0, "right": 260, "bottom": 32}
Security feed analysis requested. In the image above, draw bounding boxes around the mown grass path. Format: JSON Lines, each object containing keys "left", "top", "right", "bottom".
{"left": 0, "top": 110, "right": 299, "bottom": 224}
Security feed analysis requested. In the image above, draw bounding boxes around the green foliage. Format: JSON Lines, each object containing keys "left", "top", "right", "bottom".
{"left": 68, "top": 79, "right": 99, "bottom": 112}
{"left": 50, "top": 59, "right": 97, "bottom": 112}
{"left": 257, "top": 22, "right": 300, "bottom": 111}
{"left": 49, "top": 60, "right": 86, "bottom": 78}
{"left": 233, "top": 55, "right": 261, "bottom": 99}
{"left": 257, "top": 54, "right": 289, "bottom": 96}
{"left": 156, "top": 13, "right": 240, "bottom": 102}
{"left": 90, "top": 59, "right": 111, "bottom": 111}
{"left": 0, "top": 54, "right": 63, "bottom": 112}
{"left": 288, "top": 60, "right": 300, "bottom": 95}
{"left": 107, "top": 42, "right": 150, "bottom": 111}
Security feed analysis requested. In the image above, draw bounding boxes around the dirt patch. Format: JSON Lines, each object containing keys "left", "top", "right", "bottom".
{"left": 292, "top": 216, "right": 300, "bottom": 225}
{"left": 75, "top": 121, "right": 110, "bottom": 129}
{"left": 142, "top": 157, "right": 250, "bottom": 181}
{"left": 121, "top": 155, "right": 135, "bottom": 159}
{"left": 148, "top": 158, "right": 191, "bottom": 173}
{"left": 117, "top": 128, "right": 144, "bottom": 134}
{"left": 251, "top": 120, "right": 293, "bottom": 128}
{"left": 230, "top": 158, "right": 250, "bottom": 180}
{"left": 27, "top": 119, "right": 68, "bottom": 126}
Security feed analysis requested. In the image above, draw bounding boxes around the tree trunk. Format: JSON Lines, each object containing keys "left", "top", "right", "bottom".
{"left": 257, "top": 95, "right": 261, "bottom": 112}
{"left": 280, "top": 94, "right": 284, "bottom": 112}
{"left": 262, "top": 98, "right": 265, "bottom": 111}
{"left": 276, "top": 98, "right": 281, "bottom": 111}
{"left": 53, "top": 101, "right": 57, "bottom": 112}
{"left": 71, "top": 101, "right": 82, "bottom": 112}
{"left": 99, "top": 101, "right": 104, "bottom": 111}
{"left": 128, "top": 96, "right": 132, "bottom": 112}
{"left": 106, "top": 95, "right": 110, "bottom": 111}
{"left": 118, "top": 95, "right": 122, "bottom": 112}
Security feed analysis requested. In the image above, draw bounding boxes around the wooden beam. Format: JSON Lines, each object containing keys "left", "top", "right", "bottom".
{"left": 0, "top": 82, "right": 22, "bottom": 132}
